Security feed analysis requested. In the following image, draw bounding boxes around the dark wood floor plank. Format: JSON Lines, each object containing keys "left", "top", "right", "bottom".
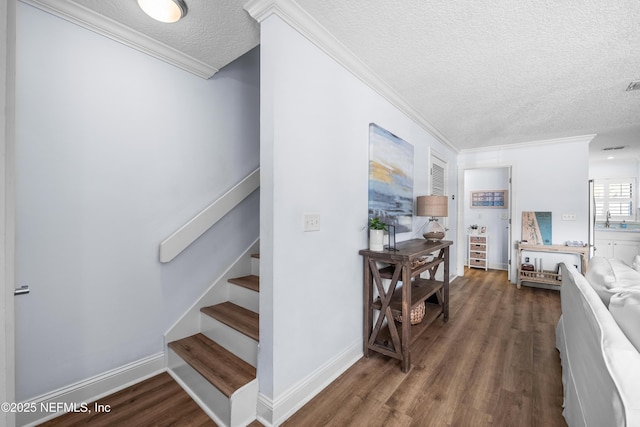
{"left": 284, "top": 268, "right": 566, "bottom": 427}
{"left": 41, "top": 268, "right": 566, "bottom": 427}
{"left": 40, "top": 372, "right": 215, "bottom": 427}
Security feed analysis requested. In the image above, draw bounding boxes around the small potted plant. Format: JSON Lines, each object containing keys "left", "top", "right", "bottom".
{"left": 468, "top": 224, "right": 479, "bottom": 235}
{"left": 369, "top": 217, "right": 388, "bottom": 251}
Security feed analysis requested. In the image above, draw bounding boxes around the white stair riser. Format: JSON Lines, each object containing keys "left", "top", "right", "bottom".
{"left": 251, "top": 256, "right": 259, "bottom": 276}
{"left": 228, "top": 284, "right": 259, "bottom": 313}
{"left": 168, "top": 349, "right": 259, "bottom": 427}
{"left": 168, "top": 349, "right": 231, "bottom": 426}
{"left": 201, "top": 315, "right": 258, "bottom": 367}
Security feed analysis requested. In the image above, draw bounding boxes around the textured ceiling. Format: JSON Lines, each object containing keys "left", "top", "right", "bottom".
{"left": 293, "top": 0, "right": 640, "bottom": 159}
{"left": 29, "top": 0, "right": 640, "bottom": 159}
{"left": 70, "top": 0, "right": 260, "bottom": 72}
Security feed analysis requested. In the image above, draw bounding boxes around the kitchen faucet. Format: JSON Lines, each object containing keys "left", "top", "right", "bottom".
{"left": 605, "top": 210, "right": 611, "bottom": 228}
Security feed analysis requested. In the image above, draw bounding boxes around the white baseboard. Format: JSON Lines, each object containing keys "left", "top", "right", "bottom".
{"left": 491, "top": 262, "right": 509, "bottom": 270}
{"left": 17, "top": 353, "right": 165, "bottom": 427}
{"left": 257, "top": 341, "right": 362, "bottom": 426}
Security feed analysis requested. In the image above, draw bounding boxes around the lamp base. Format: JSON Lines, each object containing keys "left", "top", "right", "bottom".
{"left": 422, "top": 218, "right": 445, "bottom": 241}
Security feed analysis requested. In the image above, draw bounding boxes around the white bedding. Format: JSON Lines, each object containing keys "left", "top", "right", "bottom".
{"left": 557, "top": 263, "right": 640, "bottom": 427}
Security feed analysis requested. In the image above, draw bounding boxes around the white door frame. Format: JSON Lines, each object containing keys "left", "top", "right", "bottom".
{"left": 1, "top": 0, "right": 17, "bottom": 425}
{"left": 456, "top": 164, "right": 514, "bottom": 281}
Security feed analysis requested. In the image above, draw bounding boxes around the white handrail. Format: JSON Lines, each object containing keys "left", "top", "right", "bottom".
{"left": 159, "top": 168, "right": 260, "bottom": 263}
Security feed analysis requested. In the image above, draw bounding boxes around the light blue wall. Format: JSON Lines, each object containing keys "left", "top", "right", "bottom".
{"left": 15, "top": 2, "right": 259, "bottom": 400}
{"left": 259, "top": 15, "right": 458, "bottom": 409}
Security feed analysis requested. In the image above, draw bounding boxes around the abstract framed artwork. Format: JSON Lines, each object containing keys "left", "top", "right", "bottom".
{"left": 368, "top": 123, "right": 414, "bottom": 233}
{"left": 470, "top": 190, "right": 507, "bottom": 208}
{"left": 522, "top": 211, "right": 552, "bottom": 245}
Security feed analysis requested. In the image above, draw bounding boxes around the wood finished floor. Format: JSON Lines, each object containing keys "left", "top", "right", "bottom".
{"left": 283, "top": 268, "right": 566, "bottom": 427}
{"left": 39, "top": 372, "right": 216, "bottom": 427}
{"left": 40, "top": 268, "right": 565, "bottom": 427}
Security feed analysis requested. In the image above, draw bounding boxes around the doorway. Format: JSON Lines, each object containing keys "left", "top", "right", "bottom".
{"left": 460, "top": 167, "right": 512, "bottom": 278}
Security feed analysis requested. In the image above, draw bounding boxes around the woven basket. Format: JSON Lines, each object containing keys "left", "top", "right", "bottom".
{"left": 411, "top": 257, "right": 430, "bottom": 269}
{"left": 394, "top": 302, "right": 426, "bottom": 325}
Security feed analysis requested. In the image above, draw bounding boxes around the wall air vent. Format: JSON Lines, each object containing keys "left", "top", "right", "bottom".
{"left": 625, "top": 80, "right": 640, "bottom": 91}
{"left": 602, "top": 146, "right": 626, "bottom": 151}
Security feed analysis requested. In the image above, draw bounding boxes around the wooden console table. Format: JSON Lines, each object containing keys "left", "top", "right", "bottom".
{"left": 360, "top": 239, "right": 452, "bottom": 372}
{"left": 516, "top": 242, "right": 589, "bottom": 289}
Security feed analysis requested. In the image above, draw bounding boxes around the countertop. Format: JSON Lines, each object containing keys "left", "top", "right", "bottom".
{"left": 595, "top": 223, "right": 640, "bottom": 233}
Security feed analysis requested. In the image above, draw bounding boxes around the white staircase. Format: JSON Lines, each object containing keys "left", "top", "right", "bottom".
{"left": 166, "top": 251, "right": 260, "bottom": 426}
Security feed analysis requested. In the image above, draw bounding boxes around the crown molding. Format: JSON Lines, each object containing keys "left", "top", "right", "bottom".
{"left": 21, "top": 0, "right": 218, "bottom": 78}
{"left": 244, "top": 0, "right": 459, "bottom": 153}
{"left": 459, "top": 134, "right": 597, "bottom": 154}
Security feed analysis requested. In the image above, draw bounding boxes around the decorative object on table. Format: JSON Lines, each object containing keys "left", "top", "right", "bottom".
{"left": 467, "top": 224, "right": 479, "bottom": 234}
{"left": 470, "top": 190, "right": 508, "bottom": 208}
{"left": 368, "top": 123, "right": 414, "bottom": 233}
{"left": 393, "top": 302, "right": 426, "bottom": 325}
{"left": 368, "top": 217, "right": 388, "bottom": 251}
{"left": 411, "top": 256, "right": 431, "bottom": 269}
{"left": 385, "top": 223, "right": 397, "bottom": 251}
{"left": 480, "top": 226, "right": 487, "bottom": 234}
{"left": 521, "top": 211, "right": 552, "bottom": 245}
{"left": 417, "top": 195, "right": 448, "bottom": 241}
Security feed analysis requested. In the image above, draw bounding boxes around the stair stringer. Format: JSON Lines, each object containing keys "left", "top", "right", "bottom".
{"left": 164, "top": 238, "right": 259, "bottom": 347}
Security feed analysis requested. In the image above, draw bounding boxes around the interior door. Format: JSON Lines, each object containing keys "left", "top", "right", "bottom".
{"left": 1, "top": 0, "right": 17, "bottom": 425}
{"left": 430, "top": 152, "right": 447, "bottom": 282}
{"left": 507, "top": 167, "right": 513, "bottom": 281}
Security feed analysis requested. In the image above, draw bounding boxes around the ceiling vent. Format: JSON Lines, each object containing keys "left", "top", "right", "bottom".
{"left": 625, "top": 80, "right": 640, "bottom": 91}
{"left": 602, "top": 146, "right": 626, "bottom": 151}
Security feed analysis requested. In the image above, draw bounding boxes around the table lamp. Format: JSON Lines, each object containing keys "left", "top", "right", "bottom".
{"left": 417, "top": 195, "right": 448, "bottom": 241}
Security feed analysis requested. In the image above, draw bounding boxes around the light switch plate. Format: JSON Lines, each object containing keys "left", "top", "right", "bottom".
{"left": 304, "top": 213, "right": 320, "bottom": 231}
{"left": 561, "top": 213, "right": 577, "bottom": 221}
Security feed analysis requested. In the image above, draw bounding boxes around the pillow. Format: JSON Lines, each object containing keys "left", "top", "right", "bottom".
{"left": 609, "top": 290, "right": 640, "bottom": 353}
{"left": 585, "top": 257, "right": 640, "bottom": 306}
{"left": 633, "top": 254, "right": 640, "bottom": 273}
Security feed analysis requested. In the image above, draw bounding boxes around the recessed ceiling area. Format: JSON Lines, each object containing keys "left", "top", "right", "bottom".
{"left": 22, "top": 0, "right": 640, "bottom": 159}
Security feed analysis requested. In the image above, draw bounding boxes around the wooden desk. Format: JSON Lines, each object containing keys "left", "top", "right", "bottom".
{"left": 360, "top": 239, "right": 452, "bottom": 372}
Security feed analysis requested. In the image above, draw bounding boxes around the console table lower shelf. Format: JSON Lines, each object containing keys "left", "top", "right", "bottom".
{"left": 360, "top": 239, "right": 452, "bottom": 372}
{"left": 370, "top": 279, "right": 445, "bottom": 356}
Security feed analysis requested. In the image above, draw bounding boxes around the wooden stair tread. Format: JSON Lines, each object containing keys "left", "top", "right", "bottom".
{"left": 201, "top": 302, "right": 259, "bottom": 341}
{"left": 229, "top": 275, "right": 259, "bottom": 292}
{"left": 251, "top": 253, "right": 260, "bottom": 259}
{"left": 168, "top": 333, "right": 256, "bottom": 398}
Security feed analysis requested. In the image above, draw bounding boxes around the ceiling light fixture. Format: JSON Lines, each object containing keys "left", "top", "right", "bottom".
{"left": 138, "top": 0, "right": 187, "bottom": 23}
